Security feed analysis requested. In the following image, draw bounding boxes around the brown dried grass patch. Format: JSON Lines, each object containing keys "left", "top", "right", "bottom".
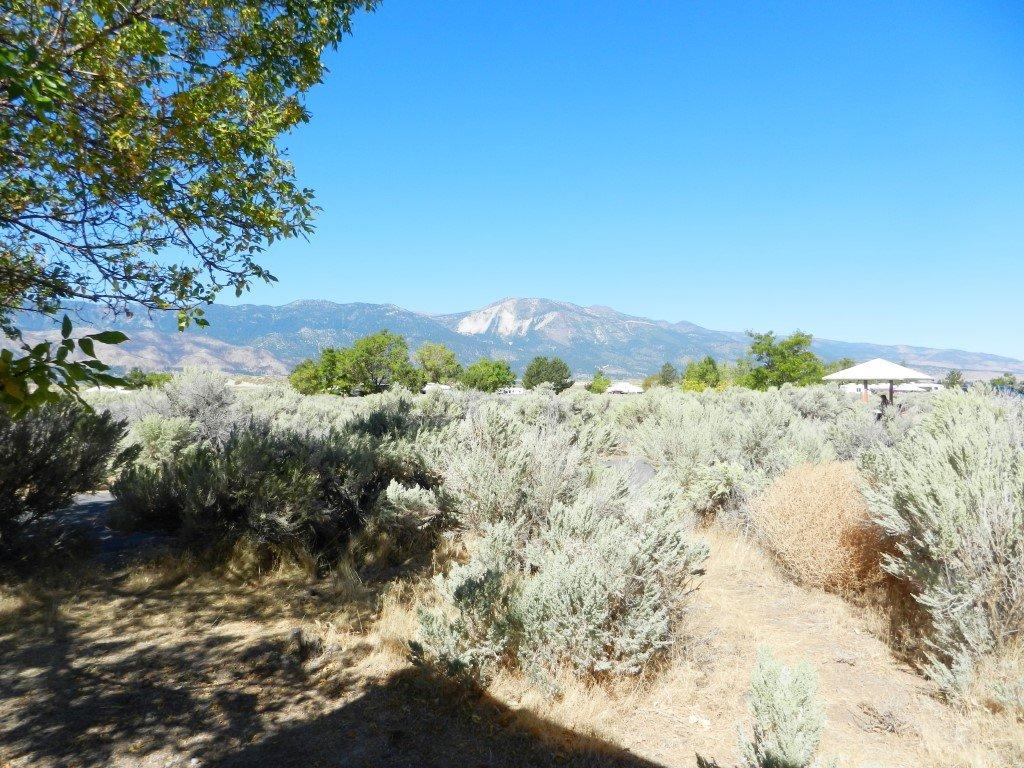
{"left": 749, "top": 461, "right": 886, "bottom": 596}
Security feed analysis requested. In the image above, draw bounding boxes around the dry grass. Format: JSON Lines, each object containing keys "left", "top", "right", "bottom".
{"left": 4, "top": 524, "right": 1022, "bottom": 768}
{"left": 971, "top": 641, "right": 1024, "bottom": 720}
{"left": 473, "top": 529, "right": 1023, "bottom": 768}
{"left": 749, "top": 461, "right": 886, "bottom": 595}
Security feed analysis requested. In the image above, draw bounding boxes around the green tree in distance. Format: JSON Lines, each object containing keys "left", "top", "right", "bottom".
{"left": 416, "top": 342, "right": 463, "bottom": 384}
{"left": 990, "top": 373, "right": 1022, "bottom": 392}
{"left": 681, "top": 356, "right": 721, "bottom": 391}
{"left": 288, "top": 359, "right": 323, "bottom": 395}
{"left": 659, "top": 362, "right": 679, "bottom": 387}
{"left": 339, "top": 331, "right": 423, "bottom": 394}
{"left": 461, "top": 358, "right": 516, "bottom": 393}
{"left": 288, "top": 331, "right": 423, "bottom": 396}
{"left": 824, "top": 357, "right": 857, "bottom": 375}
{"left": 522, "top": 356, "right": 574, "bottom": 393}
{"left": 123, "top": 368, "right": 173, "bottom": 389}
{"left": 743, "top": 331, "right": 825, "bottom": 390}
{"left": 1, "top": 0, "right": 377, "bottom": 411}
{"left": 587, "top": 370, "right": 611, "bottom": 394}
{"left": 941, "top": 369, "right": 965, "bottom": 390}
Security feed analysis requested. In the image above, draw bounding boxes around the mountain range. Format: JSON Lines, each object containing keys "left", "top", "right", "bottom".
{"left": 10, "top": 297, "right": 1024, "bottom": 379}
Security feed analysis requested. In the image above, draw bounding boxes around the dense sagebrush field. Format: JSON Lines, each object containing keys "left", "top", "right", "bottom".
{"left": 2, "top": 372, "right": 1022, "bottom": 767}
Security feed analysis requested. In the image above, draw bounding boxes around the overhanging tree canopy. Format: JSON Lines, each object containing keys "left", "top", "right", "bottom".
{"left": 0, "top": 0, "right": 376, "bottom": 410}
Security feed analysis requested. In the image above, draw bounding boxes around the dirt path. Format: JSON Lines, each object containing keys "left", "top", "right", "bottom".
{"left": 502, "top": 531, "right": 1019, "bottom": 768}
{"left": 664, "top": 533, "right": 953, "bottom": 766}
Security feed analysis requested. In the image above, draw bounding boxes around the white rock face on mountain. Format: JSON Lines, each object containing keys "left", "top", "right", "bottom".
{"left": 452, "top": 298, "right": 665, "bottom": 346}
{"left": 454, "top": 298, "right": 556, "bottom": 337}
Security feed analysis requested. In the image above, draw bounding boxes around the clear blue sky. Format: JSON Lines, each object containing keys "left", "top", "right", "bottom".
{"left": 232, "top": 1, "right": 1024, "bottom": 358}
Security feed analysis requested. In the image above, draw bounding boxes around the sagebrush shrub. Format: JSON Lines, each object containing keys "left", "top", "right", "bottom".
{"left": 862, "top": 389, "right": 1024, "bottom": 694}
{"left": 624, "top": 388, "right": 834, "bottom": 521}
{"left": 418, "top": 459, "right": 708, "bottom": 684}
{"left": 0, "top": 400, "right": 129, "bottom": 550}
{"left": 126, "top": 414, "right": 197, "bottom": 467}
{"left": 697, "top": 649, "right": 834, "bottom": 768}
{"left": 162, "top": 368, "right": 240, "bottom": 443}
{"left": 423, "top": 394, "right": 587, "bottom": 530}
{"left": 516, "top": 475, "right": 708, "bottom": 678}
{"left": 112, "top": 423, "right": 409, "bottom": 563}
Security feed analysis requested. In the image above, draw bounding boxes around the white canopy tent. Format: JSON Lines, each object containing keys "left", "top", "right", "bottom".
{"left": 607, "top": 381, "right": 644, "bottom": 395}
{"left": 823, "top": 358, "right": 934, "bottom": 403}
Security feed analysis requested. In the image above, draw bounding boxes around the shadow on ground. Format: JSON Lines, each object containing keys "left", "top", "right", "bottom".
{"left": 0, "top": 559, "right": 667, "bottom": 768}
{"left": 214, "top": 667, "right": 665, "bottom": 768}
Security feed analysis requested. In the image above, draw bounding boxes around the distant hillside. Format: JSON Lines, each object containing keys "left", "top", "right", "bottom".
{"left": 9, "top": 297, "right": 1024, "bottom": 378}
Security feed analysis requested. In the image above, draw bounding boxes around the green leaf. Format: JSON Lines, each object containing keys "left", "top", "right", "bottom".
{"left": 61, "top": 315, "right": 72, "bottom": 338}
{"left": 78, "top": 337, "right": 96, "bottom": 357}
{"left": 86, "top": 331, "right": 129, "bottom": 345}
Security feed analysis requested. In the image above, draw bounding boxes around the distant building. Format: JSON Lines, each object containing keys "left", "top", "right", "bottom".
{"left": 422, "top": 382, "right": 454, "bottom": 394}
{"left": 496, "top": 386, "right": 527, "bottom": 396}
{"left": 606, "top": 381, "right": 644, "bottom": 395}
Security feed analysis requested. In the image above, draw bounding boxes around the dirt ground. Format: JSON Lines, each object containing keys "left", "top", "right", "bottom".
{"left": 1, "top": 527, "right": 1020, "bottom": 768}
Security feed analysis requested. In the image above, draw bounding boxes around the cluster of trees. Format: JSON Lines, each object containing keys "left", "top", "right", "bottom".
{"left": 289, "top": 331, "right": 577, "bottom": 395}
{"left": 123, "top": 368, "right": 173, "bottom": 390}
{"left": 941, "top": 369, "right": 1023, "bottom": 393}
{"left": 289, "top": 328, "right": 876, "bottom": 398}
{"left": 991, "top": 372, "right": 1024, "bottom": 393}
{"left": 643, "top": 332, "right": 852, "bottom": 393}
{"left": 290, "top": 331, "right": 431, "bottom": 395}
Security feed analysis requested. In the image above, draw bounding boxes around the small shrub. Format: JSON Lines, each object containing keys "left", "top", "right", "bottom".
{"left": 516, "top": 475, "right": 708, "bottom": 679}
{"left": 163, "top": 368, "right": 240, "bottom": 442}
{"left": 350, "top": 480, "right": 445, "bottom": 570}
{"left": 972, "top": 641, "right": 1024, "bottom": 721}
{"left": 0, "top": 400, "right": 129, "bottom": 551}
{"left": 424, "top": 396, "right": 586, "bottom": 530}
{"left": 126, "top": 414, "right": 197, "bottom": 467}
{"left": 698, "top": 649, "right": 834, "bottom": 768}
{"left": 417, "top": 520, "right": 523, "bottom": 679}
{"left": 741, "top": 649, "right": 832, "bottom": 768}
{"left": 750, "top": 462, "right": 884, "bottom": 594}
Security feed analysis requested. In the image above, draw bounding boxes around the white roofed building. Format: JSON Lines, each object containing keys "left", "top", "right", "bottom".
{"left": 606, "top": 381, "right": 644, "bottom": 395}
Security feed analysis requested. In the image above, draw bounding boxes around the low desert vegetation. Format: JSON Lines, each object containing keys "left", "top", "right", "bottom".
{"left": 697, "top": 649, "right": 834, "bottom": 768}
{"left": 861, "top": 389, "right": 1024, "bottom": 708}
{"left": 0, "top": 400, "right": 130, "bottom": 556}
{"left": 750, "top": 461, "right": 885, "bottom": 595}
{"left": 2, "top": 370, "right": 1021, "bottom": 766}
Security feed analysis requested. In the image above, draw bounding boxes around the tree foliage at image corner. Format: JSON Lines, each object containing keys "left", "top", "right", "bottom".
{"left": 1, "top": 0, "right": 378, "bottom": 411}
